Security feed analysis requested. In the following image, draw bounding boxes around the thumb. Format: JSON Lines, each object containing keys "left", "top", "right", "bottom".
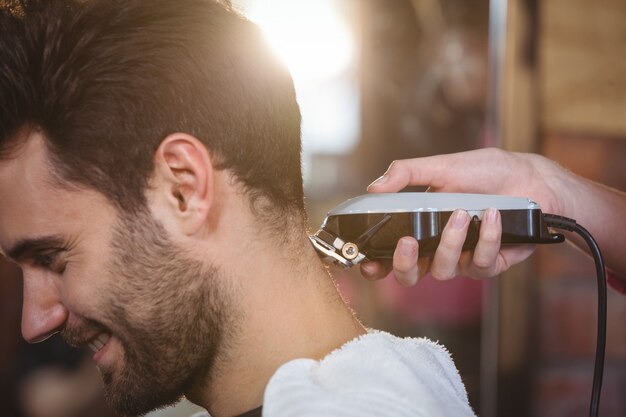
{"left": 367, "top": 157, "right": 446, "bottom": 193}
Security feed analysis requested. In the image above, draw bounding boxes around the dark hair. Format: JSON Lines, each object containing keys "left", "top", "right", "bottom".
{"left": 0, "top": 0, "right": 304, "bottom": 218}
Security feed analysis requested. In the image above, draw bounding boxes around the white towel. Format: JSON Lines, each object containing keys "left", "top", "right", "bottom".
{"left": 262, "top": 330, "right": 477, "bottom": 417}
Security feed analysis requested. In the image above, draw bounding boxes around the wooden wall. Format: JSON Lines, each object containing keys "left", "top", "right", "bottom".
{"left": 540, "top": 0, "right": 626, "bottom": 138}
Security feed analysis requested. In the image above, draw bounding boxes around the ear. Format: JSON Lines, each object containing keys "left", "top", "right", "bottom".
{"left": 149, "top": 133, "right": 214, "bottom": 236}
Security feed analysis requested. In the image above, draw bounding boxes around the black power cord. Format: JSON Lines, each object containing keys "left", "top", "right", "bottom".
{"left": 543, "top": 214, "right": 607, "bottom": 417}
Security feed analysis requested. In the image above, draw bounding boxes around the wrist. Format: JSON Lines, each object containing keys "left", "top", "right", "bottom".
{"left": 522, "top": 153, "right": 569, "bottom": 216}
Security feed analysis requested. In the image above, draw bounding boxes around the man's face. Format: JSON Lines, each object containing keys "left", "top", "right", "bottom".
{"left": 0, "top": 133, "right": 236, "bottom": 416}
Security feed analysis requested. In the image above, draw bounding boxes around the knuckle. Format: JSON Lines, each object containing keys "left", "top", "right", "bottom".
{"left": 394, "top": 258, "right": 414, "bottom": 273}
{"left": 387, "top": 159, "right": 409, "bottom": 176}
{"left": 480, "top": 228, "right": 500, "bottom": 243}
{"left": 430, "top": 266, "right": 452, "bottom": 281}
{"left": 393, "top": 239, "right": 418, "bottom": 271}
{"left": 438, "top": 235, "right": 463, "bottom": 253}
{"left": 386, "top": 160, "right": 399, "bottom": 174}
{"left": 395, "top": 269, "right": 417, "bottom": 287}
{"left": 486, "top": 147, "right": 504, "bottom": 159}
{"left": 472, "top": 254, "right": 493, "bottom": 269}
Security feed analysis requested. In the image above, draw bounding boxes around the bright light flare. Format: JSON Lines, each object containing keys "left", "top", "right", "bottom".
{"left": 234, "top": 0, "right": 360, "bottom": 159}
{"left": 240, "top": 0, "right": 355, "bottom": 82}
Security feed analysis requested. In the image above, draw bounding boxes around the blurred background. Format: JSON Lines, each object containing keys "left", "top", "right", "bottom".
{"left": 1, "top": 0, "right": 625, "bottom": 416}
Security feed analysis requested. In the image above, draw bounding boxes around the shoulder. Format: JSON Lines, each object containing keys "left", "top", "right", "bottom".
{"left": 263, "top": 331, "right": 476, "bottom": 417}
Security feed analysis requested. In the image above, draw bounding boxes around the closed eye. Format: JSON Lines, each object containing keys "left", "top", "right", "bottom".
{"left": 4, "top": 235, "right": 70, "bottom": 273}
{"left": 31, "top": 249, "right": 67, "bottom": 273}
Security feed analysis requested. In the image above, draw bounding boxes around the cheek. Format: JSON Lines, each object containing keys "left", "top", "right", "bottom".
{"left": 60, "top": 263, "right": 111, "bottom": 319}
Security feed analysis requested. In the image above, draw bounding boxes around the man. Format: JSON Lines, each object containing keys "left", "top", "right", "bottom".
{"left": 0, "top": 1, "right": 475, "bottom": 416}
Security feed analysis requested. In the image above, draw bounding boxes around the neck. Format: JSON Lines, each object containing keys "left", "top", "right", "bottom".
{"left": 186, "top": 231, "right": 366, "bottom": 417}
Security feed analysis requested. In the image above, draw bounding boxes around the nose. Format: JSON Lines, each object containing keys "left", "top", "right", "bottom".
{"left": 21, "top": 271, "right": 69, "bottom": 343}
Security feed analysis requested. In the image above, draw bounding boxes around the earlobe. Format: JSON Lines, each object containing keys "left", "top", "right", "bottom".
{"left": 151, "top": 133, "right": 214, "bottom": 235}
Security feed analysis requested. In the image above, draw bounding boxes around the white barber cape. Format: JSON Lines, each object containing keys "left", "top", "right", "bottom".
{"left": 196, "top": 330, "right": 477, "bottom": 417}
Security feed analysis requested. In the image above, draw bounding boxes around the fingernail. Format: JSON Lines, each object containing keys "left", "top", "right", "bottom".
{"left": 367, "top": 175, "right": 388, "bottom": 189}
{"left": 484, "top": 207, "right": 497, "bottom": 224}
{"left": 452, "top": 210, "right": 469, "bottom": 229}
{"left": 399, "top": 238, "right": 416, "bottom": 257}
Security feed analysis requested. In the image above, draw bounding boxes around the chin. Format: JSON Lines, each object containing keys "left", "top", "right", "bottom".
{"left": 100, "top": 358, "right": 186, "bottom": 417}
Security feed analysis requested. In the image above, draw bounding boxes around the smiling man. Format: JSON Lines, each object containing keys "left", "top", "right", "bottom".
{"left": 0, "top": 1, "right": 475, "bottom": 417}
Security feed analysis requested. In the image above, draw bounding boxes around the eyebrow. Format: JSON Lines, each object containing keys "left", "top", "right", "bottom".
{"left": 4, "top": 235, "right": 67, "bottom": 262}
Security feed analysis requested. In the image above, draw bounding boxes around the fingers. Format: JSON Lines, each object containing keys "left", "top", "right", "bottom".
{"left": 359, "top": 208, "right": 534, "bottom": 285}
{"left": 366, "top": 160, "right": 411, "bottom": 193}
{"left": 392, "top": 237, "right": 419, "bottom": 286}
{"left": 367, "top": 157, "right": 446, "bottom": 193}
{"left": 360, "top": 260, "right": 389, "bottom": 281}
{"left": 367, "top": 149, "right": 515, "bottom": 195}
{"left": 360, "top": 238, "right": 420, "bottom": 286}
{"left": 430, "top": 210, "right": 470, "bottom": 280}
{"left": 469, "top": 208, "right": 502, "bottom": 276}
